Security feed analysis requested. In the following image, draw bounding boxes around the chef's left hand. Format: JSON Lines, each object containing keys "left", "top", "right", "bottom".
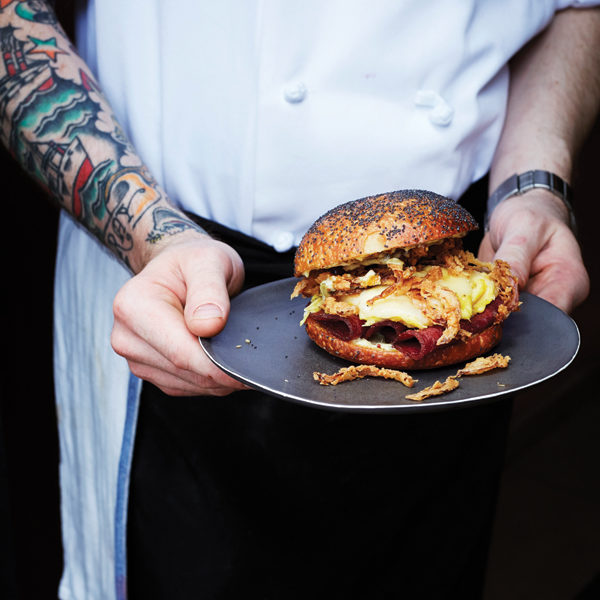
{"left": 478, "top": 189, "right": 589, "bottom": 314}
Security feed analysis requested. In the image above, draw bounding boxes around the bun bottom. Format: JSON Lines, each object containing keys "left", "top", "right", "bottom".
{"left": 305, "top": 319, "right": 503, "bottom": 370}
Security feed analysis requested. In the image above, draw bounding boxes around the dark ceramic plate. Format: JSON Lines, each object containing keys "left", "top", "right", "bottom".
{"left": 200, "top": 278, "right": 580, "bottom": 413}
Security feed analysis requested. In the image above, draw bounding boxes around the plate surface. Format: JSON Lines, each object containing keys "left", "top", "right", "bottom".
{"left": 200, "top": 278, "right": 580, "bottom": 413}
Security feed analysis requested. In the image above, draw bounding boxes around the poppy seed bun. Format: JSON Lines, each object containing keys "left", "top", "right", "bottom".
{"left": 306, "top": 317, "right": 503, "bottom": 370}
{"left": 294, "top": 190, "right": 478, "bottom": 276}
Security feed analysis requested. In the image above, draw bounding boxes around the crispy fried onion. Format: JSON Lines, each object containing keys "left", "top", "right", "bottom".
{"left": 455, "top": 353, "right": 511, "bottom": 376}
{"left": 293, "top": 247, "right": 517, "bottom": 347}
{"left": 291, "top": 270, "right": 386, "bottom": 299}
{"left": 312, "top": 353, "right": 511, "bottom": 403}
{"left": 489, "top": 259, "right": 520, "bottom": 318}
{"left": 405, "top": 352, "right": 511, "bottom": 401}
{"left": 405, "top": 376, "right": 459, "bottom": 402}
{"left": 313, "top": 365, "right": 416, "bottom": 387}
{"left": 322, "top": 296, "right": 359, "bottom": 318}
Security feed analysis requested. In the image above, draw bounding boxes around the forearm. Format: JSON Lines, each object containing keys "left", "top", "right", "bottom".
{"left": 490, "top": 7, "right": 600, "bottom": 194}
{"left": 479, "top": 7, "right": 599, "bottom": 313}
{"left": 0, "top": 0, "right": 205, "bottom": 273}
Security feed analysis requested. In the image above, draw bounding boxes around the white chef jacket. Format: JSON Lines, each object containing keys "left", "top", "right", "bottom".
{"left": 54, "top": 1, "right": 597, "bottom": 598}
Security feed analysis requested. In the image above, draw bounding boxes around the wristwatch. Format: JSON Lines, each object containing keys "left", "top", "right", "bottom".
{"left": 485, "top": 170, "right": 576, "bottom": 234}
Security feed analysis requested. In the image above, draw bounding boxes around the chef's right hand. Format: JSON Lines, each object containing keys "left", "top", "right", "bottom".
{"left": 478, "top": 190, "right": 589, "bottom": 314}
{"left": 111, "top": 231, "right": 248, "bottom": 396}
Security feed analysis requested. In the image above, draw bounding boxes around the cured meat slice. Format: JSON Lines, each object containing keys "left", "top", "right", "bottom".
{"left": 308, "top": 295, "right": 500, "bottom": 361}
{"left": 362, "top": 320, "right": 407, "bottom": 343}
{"left": 363, "top": 319, "right": 444, "bottom": 361}
{"left": 393, "top": 326, "right": 444, "bottom": 360}
{"left": 308, "top": 312, "right": 363, "bottom": 341}
{"left": 460, "top": 298, "right": 500, "bottom": 333}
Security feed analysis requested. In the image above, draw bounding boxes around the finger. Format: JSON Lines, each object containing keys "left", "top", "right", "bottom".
{"left": 113, "top": 279, "right": 234, "bottom": 385}
{"left": 526, "top": 235, "right": 590, "bottom": 313}
{"left": 490, "top": 213, "right": 546, "bottom": 288}
{"left": 526, "top": 275, "right": 573, "bottom": 313}
{"left": 477, "top": 233, "right": 495, "bottom": 262}
{"left": 112, "top": 320, "right": 246, "bottom": 392}
{"left": 127, "top": 359, "right": 243, "bottom": 396}
{"left": 182, "top": 245, "right": 243, "bottom": 339}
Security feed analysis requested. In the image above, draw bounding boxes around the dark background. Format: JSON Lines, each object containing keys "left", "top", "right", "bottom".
{"left": 1, "top": 3, "right": 599, "bottom": 597}
{"left": 2, "top": 123, "right": 599, "bottom": 600}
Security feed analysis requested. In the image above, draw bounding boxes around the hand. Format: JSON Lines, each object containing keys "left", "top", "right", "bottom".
{"left": 111, "top": 232, "right": 248, "bottom": 396}
{"left": 478, "top": 190, "right": 589, "bottom": 314}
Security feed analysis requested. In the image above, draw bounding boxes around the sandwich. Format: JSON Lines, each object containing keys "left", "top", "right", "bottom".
{"left": 291, "top": 189, "right": 519, "bottom": 370}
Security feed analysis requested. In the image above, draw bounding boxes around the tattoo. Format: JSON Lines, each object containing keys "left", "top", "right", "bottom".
{"left": 26, "top": 35, "right": 64, "bottom": 61}
{"left": 103, "top": 168, "right": 162, "bottom": 259}
{"left": 15, "top": 1, "right": 58, "bottom": 25}
{"left": 146, "top": 207, "right": 207, "bottom": 244}
{"left": 0, "top": 1, "right": 193, "bottom": 268}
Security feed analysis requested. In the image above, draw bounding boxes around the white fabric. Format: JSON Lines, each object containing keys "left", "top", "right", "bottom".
{"left": 54, "top": 217, "right": 133, "bottom": 600}
{"left": 55, "top": 1, "right": 599, "bottom": 598}
{"left": 74, "top": 0, "right": 581, "bottom": 250}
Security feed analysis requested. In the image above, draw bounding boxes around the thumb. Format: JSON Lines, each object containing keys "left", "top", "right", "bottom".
{"left": 180, "top": 239, "right": 244, "bottom": 339}
{"left": 187, "top": 297, "right": 229, "bottom": 338}
{"left": 183, "top": 264, "right": 233, "bottom": 339}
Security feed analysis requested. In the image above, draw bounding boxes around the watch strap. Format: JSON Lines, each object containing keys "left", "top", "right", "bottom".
{"left": 485, "top": 170, "right": 576, "bottom": 233}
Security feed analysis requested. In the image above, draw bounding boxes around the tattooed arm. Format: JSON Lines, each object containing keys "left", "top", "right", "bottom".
{"left": 0, "top": 1, "right": 246, "bottom": 395}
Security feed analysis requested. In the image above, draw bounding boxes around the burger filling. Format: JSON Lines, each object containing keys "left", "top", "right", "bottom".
{"left": 292, "top": 239, "right": 518, "bottom": 360}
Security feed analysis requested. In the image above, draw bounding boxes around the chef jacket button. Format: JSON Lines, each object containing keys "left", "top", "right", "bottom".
{"left": 414, "top": 89, "right": 454, "bottom": 127}
{"left": 283, "top": 81, "right": 307, "bottom": 103}
{"left": 272, "top": 231, "right": 295, "bottom": 252}
{"left": 414, "top": 89, "right": 440, "bottom": 108}
{"left": 429, "top": 100, "right": 454, "bottom": 126}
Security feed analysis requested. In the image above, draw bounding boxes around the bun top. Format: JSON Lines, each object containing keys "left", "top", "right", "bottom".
{"left": 294, "top": 189, "right": 478, "bottom": 276}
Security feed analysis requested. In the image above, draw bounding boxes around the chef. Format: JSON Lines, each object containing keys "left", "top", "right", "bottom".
{"left": 1, "top": 0, "right": 598, "bottom": 598}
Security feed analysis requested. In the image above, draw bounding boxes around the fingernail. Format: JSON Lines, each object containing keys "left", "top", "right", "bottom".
{"left": 193, "top": 303, "right": 224, "bottom": 320}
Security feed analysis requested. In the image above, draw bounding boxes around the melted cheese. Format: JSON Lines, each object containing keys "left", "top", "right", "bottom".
{"left": 342, "top": 286, "right": 430, "bottom": 328}
{"left": 340, "top": 270, "right": 496, "bottom": 328}
{"left": 300, "top": 268, "right": 496, "bottom": 328}
{"left": 446, "top": 271, "right": 496, "bottom": 318}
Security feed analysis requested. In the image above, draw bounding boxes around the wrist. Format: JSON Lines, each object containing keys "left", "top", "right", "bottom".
{"left": 485, "top": 170, "right": 576, "bottom": 234}
{"left": 129, "top": 206, "right": 212, "bottom": 273}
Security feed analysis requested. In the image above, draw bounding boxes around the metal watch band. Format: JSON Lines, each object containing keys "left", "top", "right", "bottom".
{"left": 484, "top": 170, "right": 576, "bottom": 233}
